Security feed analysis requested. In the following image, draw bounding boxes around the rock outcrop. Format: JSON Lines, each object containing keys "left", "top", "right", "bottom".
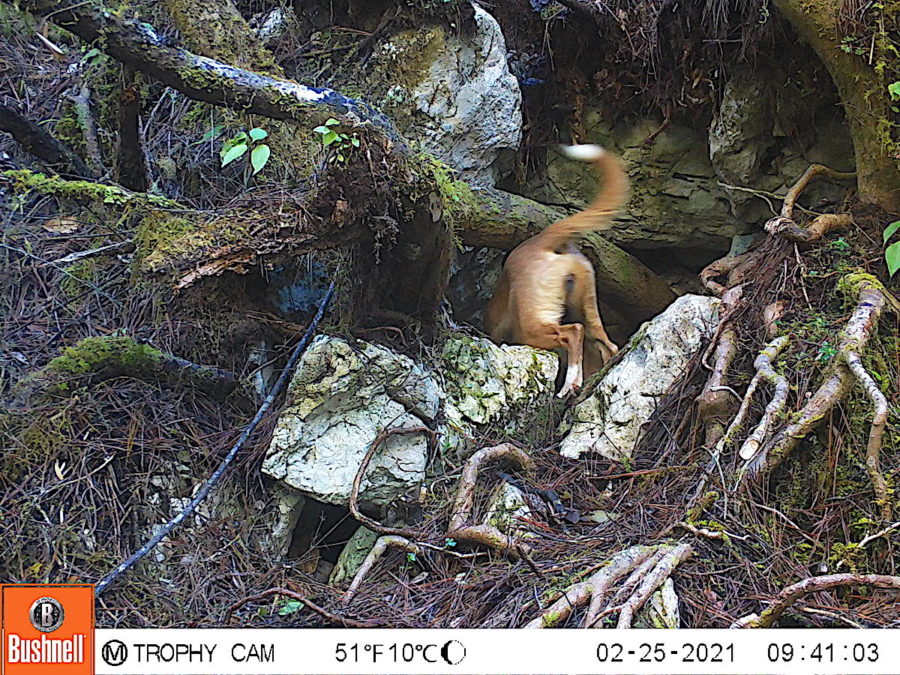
{"left": 559, "top": 294, "right": 720, "bottom": 460}
{"left": 262, "top": 336, "right": 439, "bottom": 508}
{"left": 371, "top": 3, "right": 522, "bottom": 187}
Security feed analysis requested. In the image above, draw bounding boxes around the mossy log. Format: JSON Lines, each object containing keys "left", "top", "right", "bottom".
{"left": 9, "top": 0, "right": 400, "bottom": 142}
{"left": 12, "top": 337, "right": 238, "bottom": 404}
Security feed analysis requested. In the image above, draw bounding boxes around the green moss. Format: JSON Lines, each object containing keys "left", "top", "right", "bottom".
{"left": 60, "top": 259, "right": 98, "bottom": 299}
{"left": 48, "top": 337, "right": 164, "bottom": 376}
{"left": 134, "top": 212, "right": 198, "bottom": 263}
{"left": 835, "top": 270, "right": 885, "bottom": 299}
{"left": 2, "top": 170, "right": 180, "bottom": 209}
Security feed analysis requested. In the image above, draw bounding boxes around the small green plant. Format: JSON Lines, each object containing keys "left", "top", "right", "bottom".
{"left": 220, "top": 127, "right": 271, "bottom": 176}
{"left": 406, "top": 551, "right": 417, "bottom": 563}
{"left": 312, "top": 118, "right": 360, "bottom": 163}
{"left": 884, "top": 220, "right": 900, "bottom": 277}
{"left": 277, "top": 599, "right": 303, "bottom": 616}
{"left": 816, "top": 342, "right": 837, "bottom": 362}
{"left": 444, "top": 537, "right": 456, "bottom": 548}
{"left": 889, "top": 81, "right": 900, "bottom": 101}
{"left": 829, "top": 237, "right": 851, "bottom": 254}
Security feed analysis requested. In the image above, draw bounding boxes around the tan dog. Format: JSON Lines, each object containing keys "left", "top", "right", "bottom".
{"left": 485, "top": 145, "right": 629, "bottom": 397}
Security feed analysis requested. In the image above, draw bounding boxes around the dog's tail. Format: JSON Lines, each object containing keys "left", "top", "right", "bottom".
{"left": 540, "top": 145, "right": 628, "bottom": 249}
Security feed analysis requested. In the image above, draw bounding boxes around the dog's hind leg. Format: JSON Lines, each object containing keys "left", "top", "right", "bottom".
{"left": 521, "top": 322, "right": 585, "bottom": 398}
{"left": 570, "top": 259, "right": 619, "bottom": 363}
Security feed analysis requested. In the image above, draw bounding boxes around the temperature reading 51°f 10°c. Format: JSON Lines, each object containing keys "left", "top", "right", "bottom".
{"left": 334, "top": 641, "right": 466, "bottom": 665}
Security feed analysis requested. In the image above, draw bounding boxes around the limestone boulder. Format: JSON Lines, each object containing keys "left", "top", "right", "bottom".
{"left": 262, "top": 336, "right": 440, "bottom": 508}
{"left": 441, "top": 334, "right": 558, "bottom": 454}
{"left": 559, "top": 295, "right": 720, "bottom": 460}
{"left": 371, "top": 4, "right": 521, "bottom": 187}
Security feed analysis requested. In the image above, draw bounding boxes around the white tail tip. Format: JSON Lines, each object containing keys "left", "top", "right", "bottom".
{"left": 561, "top": 144, "right": 605, "bottom": 161}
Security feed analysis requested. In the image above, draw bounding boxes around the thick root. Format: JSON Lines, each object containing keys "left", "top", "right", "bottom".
{"left": 750, "top": 274, "right": 895, "bottom": 494}
{"left": 446, "top": 443, "right": 535, "bottom": 556}
{"left": 525, "top": 544, "right": 692, "bottom": 628}
{"left": 734, "top": 574, "right": 900, "bottom": 628}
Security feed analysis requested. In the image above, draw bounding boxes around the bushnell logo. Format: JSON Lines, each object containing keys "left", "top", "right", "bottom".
{"left": 29, "top": 596, "right": 65, "bottom": 633}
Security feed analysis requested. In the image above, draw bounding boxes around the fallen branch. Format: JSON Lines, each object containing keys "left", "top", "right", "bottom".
{"left": 226, "top": 587, "right": 377, "bottom": 627}
{"left": 343, "top": 535, "right": 423, "bottom": 604}
{"left": 13, "top": 0, "right": 401, "bottom": 141}
{"left": 93, "top": 281, "right": 335, "bottom": 597}
{"left": 736, "top": 573, "right": 900, "bottom": 628}
{"left": 0, "top": 98, "right": 95, "bottom": 178}
{"left": 349, "top": 426, "right": 433, "bottom": 539}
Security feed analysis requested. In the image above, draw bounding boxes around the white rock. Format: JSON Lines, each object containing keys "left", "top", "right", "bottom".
{"left": 262, "top": 336, "right": 440, "bottom": 507}
{"left": 482, "top": 483, "right": 534, "bottom": 538}
{"left": 377, "top": 4, "right": 522, "bottom": 187}
{"left": 441, "top": 335, "right": 557, "bottom": 454}
{"left": 559, "top": 295, "right": 720, "bottom": 460}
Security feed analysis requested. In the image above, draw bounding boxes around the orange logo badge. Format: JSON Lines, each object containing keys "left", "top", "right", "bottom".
{"left": 1, "top": 585, "right": 94, "bottom": 675}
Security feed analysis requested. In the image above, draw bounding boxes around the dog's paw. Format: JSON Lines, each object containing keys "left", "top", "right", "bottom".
{"left": 555, "top": 383, "right": 579, "bottom": 399}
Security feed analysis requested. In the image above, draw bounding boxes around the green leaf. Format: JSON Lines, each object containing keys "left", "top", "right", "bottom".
{"left": 250, "top": 144, "right": 271, "bottom": 175}
{"left": 221, "top": 143, "right": 248, "bottom": 167}
{"left": 883, "top": 220, "right": 900, "bottom": 244}
{"left": 312, "top": 126, "right": 330, "bottom": 135}
{"left": 351, "top": 137, "right": 360, "bottom": 147}
{"left": 886, "top": 241, "right": 900, "bottom": 277}
{"left": 277, "top": 600, "right": 303, "bottom": 616}
{"left": 889, "top": 81, "right": 900, "bottom": 101}
{"left": 322, "top": 131, "right": 339, "bottom": 146}
{"left": 201, "top": 124, "right": 224, "bottom": 142}
{"left": 248, "top": 127, "right": 268, "bottom": 141}
{"left": 325, "top": 118, "right": 340, "bottom": 126}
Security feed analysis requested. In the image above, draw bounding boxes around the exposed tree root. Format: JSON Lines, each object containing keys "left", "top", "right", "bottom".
{"left": 349, "top": 426, "right": 433, "bottom": 539}
{"left": 735, "top": 574, "right": 900, "bottom": 628}
{"left": 750, "top": 275, "right": 895, "bottom": 517}
{"left": 343, "top": 535, "right": 423, "bottom": 604}
{"left": 696, "top": 324, "right": 739, "bottom": 447}
{"left": 738, "top": 336, "right": 791, "bottom": 462}
{"left": 525, "top": 543, "right": 692, "bottom": 628}
{"left": 447, "top": 443, "right": 535, "bottom": 558}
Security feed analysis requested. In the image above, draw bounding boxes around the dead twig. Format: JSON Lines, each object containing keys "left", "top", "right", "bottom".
{"left": 48, "top": 240, "right": 134, "bottom": 265}
{"left": 93, "top": 281, "right": 335, "bottom": 597}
